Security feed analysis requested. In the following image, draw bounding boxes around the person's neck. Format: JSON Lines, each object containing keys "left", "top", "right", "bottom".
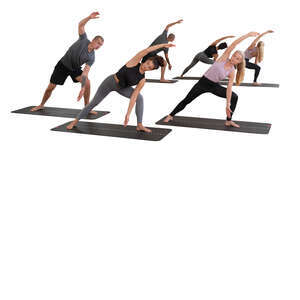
{"left": 139, "top": 64, "right": 145, "bottom": 74}
{"left": 225, "top": 60, "right": 234, "bottom": 69}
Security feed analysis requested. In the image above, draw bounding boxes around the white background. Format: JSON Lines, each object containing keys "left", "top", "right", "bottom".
{"left": 0, "top": 1, "right": 299, "bottom": 299}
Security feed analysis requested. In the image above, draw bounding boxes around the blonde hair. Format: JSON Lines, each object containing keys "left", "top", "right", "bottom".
{"left": 235, "top": 51, "right": 245, "bottom": 86}
{"left": 257, "top": 41, "right": 264, "bottom": 63}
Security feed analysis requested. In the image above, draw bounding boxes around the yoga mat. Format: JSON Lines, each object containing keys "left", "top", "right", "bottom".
{"left": 174, "top": 77, "right": 279, "bottom": 87}
{"left": 174, "top": 76, "right": 201, "bottom": 80}
{"left": 146, "top": 79, "right": 178, "bottom": 83}
{"left": 51, "top": 121, "right": 172, "bottom": 141}
{"left": 11, "top": 106, "right": 110, "bottom": 119}
{"left": 219, "top": 82, "right": 280, "bottom": 88}
{"left": 156, "top": 116, "right": 271, "bottom": 134}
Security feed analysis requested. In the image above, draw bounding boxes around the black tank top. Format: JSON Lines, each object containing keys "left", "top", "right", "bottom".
{"left": 204, "top": 45, "right": 218, "bottom": 58}
{"left": 116, "top": 63, "right": 145, "bottom": 88}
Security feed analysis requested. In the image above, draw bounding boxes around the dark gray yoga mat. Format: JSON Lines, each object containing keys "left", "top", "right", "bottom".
{"left": 11, "top": 106, "right": 110, "bottom": 119}
{"left": 174, "top": 76, "right": 202, "bottom": 80}
{"left": 146, "top": 79, "right": 178, "bottom": 83}
{"left": 174, "top": 77, "right": 279, "bottom": 88}
{"left": 51, "top": 121, "right": 172, "bottom": 141}
{"left": 156, "top": 116, "right": 271, "bottom": 134}
{"left": 219, "top": 82, "right": 279, "bottom": 88}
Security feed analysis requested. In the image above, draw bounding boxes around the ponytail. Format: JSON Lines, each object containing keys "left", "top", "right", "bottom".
{"left": 235, "top": 51, "right": 245, "bottom": 86}
{"left": 257, "top": 41, "right": 264, "bottom": 63}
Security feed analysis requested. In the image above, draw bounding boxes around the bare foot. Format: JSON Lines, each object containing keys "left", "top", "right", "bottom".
{"left": 89, "top": 110, "right": 98, "bottom": 115}
{"left": 67, "top": 120, "right": 78, "bottom": 130}
{"left": 160, "top": 79, "right": 172, "bottom": 83}
{"left": 31, "top": 105, "right": 44, "bottom": 112}
{"left": 163, "top": 115, "right": 173, "bottom": 123}
{"left": 253, "top": 82, "right": 261, "bottom": 86}
{"left": 225, "top": 120, "right": 240, "bottom": 128}
{"left": 136, "top": 124, "right": 152, "bottom": 133}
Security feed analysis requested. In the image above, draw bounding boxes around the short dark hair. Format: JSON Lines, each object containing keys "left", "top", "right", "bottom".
{"left": 218, "top": 42, "right": 228, "bottom": 50}
{"left": 147, "top": 55, "right": 164, "bottom": 70}
{"left": 168, "top": 33, "right": 175, "bottom": 40}
{"left": 93, "top": 35, "right": 104, "bottom": 42}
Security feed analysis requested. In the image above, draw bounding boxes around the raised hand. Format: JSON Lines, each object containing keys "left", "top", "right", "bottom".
{"left": 89, "top": 12, "right": 100, "bottom": 19}
{"left": 226, "top": 105, "right": 232, "bottom": 119}
{"left": 176, "top": 19, "right": 183, "bottom": 24}
{"left": 124, "top": 114, "right": 130, "bottom": 127}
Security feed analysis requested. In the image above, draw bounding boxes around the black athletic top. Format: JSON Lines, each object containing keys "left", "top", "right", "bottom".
{"left": 204, "top": 45, "right": 218, "bottom": 58}
{"left": 116, "top": 63, "right": 145, "bottom": 88}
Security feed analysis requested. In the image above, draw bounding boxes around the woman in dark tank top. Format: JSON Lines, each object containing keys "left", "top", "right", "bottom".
{"left": 180, "top": 35, "right": 235, "bottom": 77}
{"left": 67, "top": 43, "right": 175, "bottom": 132}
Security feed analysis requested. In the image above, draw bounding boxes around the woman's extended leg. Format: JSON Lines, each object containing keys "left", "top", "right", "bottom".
{"left": 198, "top": 52, "right": 215, "bottom": 65}
{"left": 164, "top": 80, "right": 208, "bottom": 122}
{"left": 116, "top": 87, "right": 150, "bottom": 133}
{"left": 67, "top": 75, "right": 115, "bottom": 129}
{"left": 245, "top": 59, "right": 261, "bottom": 84}
{"left": 211, "top": 84, "right": 239, "bottom": 127}
{"left": 181, "top": 54, "right": 201, "bottom": 77}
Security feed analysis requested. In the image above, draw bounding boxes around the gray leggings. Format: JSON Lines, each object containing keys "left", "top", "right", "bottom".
{"left": 76, "top": 74, "right": 144, "bottom": 123}
{"left": 181, "top": 52, "right": 214, "bottom": 76}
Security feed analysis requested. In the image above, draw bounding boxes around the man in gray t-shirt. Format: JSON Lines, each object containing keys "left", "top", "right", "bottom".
{"left": 32, "top": 12, "right": 104, "bottom": 113}
{"left": 142, "top": 19, "right": 183, "bottom": 82}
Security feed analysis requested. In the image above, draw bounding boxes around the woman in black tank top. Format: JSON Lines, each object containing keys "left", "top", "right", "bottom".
{"left": 67, "top": 43, "right": 175, "bottom": 132}
{"left": 180, "top": 35, "right": 235, "bottom": 77}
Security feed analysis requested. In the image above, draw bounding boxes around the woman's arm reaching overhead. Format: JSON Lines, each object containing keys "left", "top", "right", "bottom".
{"left": 210, "top": 35, "right": 235, "bottom": 46}
{"left": 218, "top": 32, "right": 259, "bottom": 61}
{"left": 247, "top": 30, "right": 274, "bottom": 50}
{"left": 126, "top": 44, "right": 175, "bottom": 67}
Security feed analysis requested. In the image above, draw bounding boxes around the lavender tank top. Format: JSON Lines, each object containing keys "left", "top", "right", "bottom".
{"left": 244, "top": 47, "right": 257, "bottom": 59}
{"left": 204, "top": 60, "right": 234, "bottom": 83}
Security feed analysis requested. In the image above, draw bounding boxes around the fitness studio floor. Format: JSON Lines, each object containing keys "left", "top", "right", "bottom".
{"left": 1, "top": 1, "right": 299, "bottom": 300}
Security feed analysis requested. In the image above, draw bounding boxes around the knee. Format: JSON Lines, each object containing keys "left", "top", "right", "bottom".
{"left": 163, "top": 59, "right": 167, "bottom": 67}
{"left": 46, "top": 84, "right": 56, "bottom": 93}
{"left": 137, "top": 94, "right": 144, "bottom": 104}
{"left": 232, "top": 92, "right": 238, "bottom": 102}
{"left": 256, "top": 65, "right": 261, "bottom": 71}
{"left": 85, "top": 78, "right": 90, "bottom": 87}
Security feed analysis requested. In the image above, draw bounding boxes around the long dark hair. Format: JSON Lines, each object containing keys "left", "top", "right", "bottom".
{"left": 147, "top": 55, "right": 164, "bottom": 69}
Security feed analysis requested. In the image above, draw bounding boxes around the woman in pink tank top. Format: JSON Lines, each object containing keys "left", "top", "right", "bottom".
{"left": 164, "top": 32, "right": 259, "bottom": 128}
{"left": 244, "top": 30, "right": 274, "bottom": 85}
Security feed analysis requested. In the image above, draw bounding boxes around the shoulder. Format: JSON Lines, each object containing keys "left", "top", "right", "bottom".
{"left": 79, "top": 32, "right": 88, "bottom": 40}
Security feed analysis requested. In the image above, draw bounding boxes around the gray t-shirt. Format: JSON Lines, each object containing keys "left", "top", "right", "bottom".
{"left": 60, "top": 33, "right": 95, "bottom": 71}
{"left": 148, "top": 29, "right": 169, "bottom": 55}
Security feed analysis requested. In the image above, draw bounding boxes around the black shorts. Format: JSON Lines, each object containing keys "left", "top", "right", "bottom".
{"left": 50, "top": 60, "right": 83, "bottom": 85}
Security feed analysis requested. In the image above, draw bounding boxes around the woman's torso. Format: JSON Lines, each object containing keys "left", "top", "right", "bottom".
{"left": 203, "top": 45, "right": 218, "bottom": 58}
{"left": 203, "top": 60, "right": 234, "bottom": 83}
{"left": 244, "top": 47, "right": 257, "bottom": 60}
{"left": 115, "top": 63, "right": 145, "bottom": 88}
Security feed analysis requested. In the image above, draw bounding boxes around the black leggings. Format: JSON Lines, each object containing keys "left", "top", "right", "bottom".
{"left": 170, "top": 76, "right": 238, "bottom": 121}
{"left": 245, "top": 59, "right": 261, "bottom": 82}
